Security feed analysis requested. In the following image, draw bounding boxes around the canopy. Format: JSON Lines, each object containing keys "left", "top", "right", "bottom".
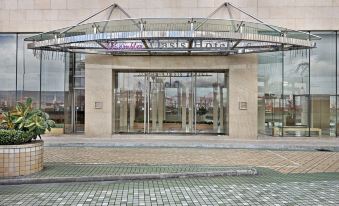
{"left": 25, "top": 2, "right": 320, "bottom": 56}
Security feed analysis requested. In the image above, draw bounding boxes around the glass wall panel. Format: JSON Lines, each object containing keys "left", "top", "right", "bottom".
{"left": 17, "top": 34, "right": 40, "bottom": 108}
{"left": 0, "top": 34, "right": 16, "bottom": 113}
{"left": 64, "top": 53, "right": 73, "bottom": 133}
{"left": 113, "top": 72, "right": 228, "bottom": 134}
{"left": 114, "top": 72, "right": 147, "bottom": 133}
{"left": 0, "top": 33, "right": 81, "bottom": 134}
{"left": 257, "top": 52, "right": 283, "bottom": 136}
{"left": 64, "top": 53, "right": 85, "bottom": 133}
{"left": 149, "top": 72, "right": 194, "bottom": 133}
{"left": 195, "top": 73, "right": 227, "bottom": 134}
{"left": 73, "top": 54, "right": 85, "bottom": 132}
{"left": 41, "top": 54, "right": 66, "bottom": 127}
{"left": 337, "top": 31, "right": 339, "bottom": 136}
{"left": 310, "top": 32, "right": 336, "bottom": 136}
{"left": 283, "top": 49, "right": 310, "bottom": 136}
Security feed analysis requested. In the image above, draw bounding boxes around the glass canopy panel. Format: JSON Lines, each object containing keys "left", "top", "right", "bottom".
{"left": 24, "top": 18, "right": 320, "bottom": 55}
{"left": 143, "top": 18, "right": 191, "bottom": 32}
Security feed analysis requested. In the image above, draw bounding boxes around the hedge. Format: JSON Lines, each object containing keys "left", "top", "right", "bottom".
{"left": 0, "top": 129, "right": 32, "bottom": 145}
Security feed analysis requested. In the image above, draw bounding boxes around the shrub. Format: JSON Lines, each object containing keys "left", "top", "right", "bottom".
{"left": 0, "top": 98, "right": 55, "bottom": 145}
{"left": 0, "top": 129, "right": 32, "bottom": 145}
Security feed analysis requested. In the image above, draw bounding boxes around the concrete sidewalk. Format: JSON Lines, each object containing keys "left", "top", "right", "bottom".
{"left": 43, "top": 134, "right": 339, "bottom": 151}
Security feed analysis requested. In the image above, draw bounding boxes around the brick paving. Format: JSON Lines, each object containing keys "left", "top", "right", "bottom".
{"left": 45, "top": 147, "right": 339, "bottom": 174}
{"left": 1, "top": 144, "right": 339, "bottom": 205}
{"left": 1, "top": 163, "right": 252, "bottom": 179}
{"left": 0, "top": 168, "right": 338, "bottom": 205}
{"left": 0, "top": 147, "right": 339, "bottom": 206}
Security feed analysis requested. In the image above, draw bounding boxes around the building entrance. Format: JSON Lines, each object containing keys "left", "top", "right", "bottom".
{"left": 113, "top": 72, "right": 228, "bottom": 134}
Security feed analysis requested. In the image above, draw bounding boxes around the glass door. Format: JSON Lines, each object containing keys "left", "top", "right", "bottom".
{"left": 74, "top": 89, "right": 85, "bottom": 132}
{"left": 113, "top": 72, "right": 228, "bottom": 134}
{"left": 64, "top": 53, "right": 85, "bottom": 134}
{"left": 195, "top": 73, "right": 227, "bottom": 134}
{"left": 114, "top": 72, "right": 147, "bottom": 133}
{"left": 148, "top": 72, "right": 194, "bottom": 133}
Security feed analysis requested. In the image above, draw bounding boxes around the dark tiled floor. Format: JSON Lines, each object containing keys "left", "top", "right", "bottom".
{"left": 1, "top": 168, "right": 338, "bottom": 206}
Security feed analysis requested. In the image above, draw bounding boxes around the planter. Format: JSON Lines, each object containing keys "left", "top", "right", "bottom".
{"left": 0, "top": 140, "right": 43, "bottom": 177}
{"left": 44, "top": 128, "right": 64, "bottom": 136}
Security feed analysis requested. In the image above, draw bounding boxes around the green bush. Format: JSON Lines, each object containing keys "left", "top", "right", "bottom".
{"left": 0, "top": 98, "right": 55, "bottom": 145}
{"left": 0, "top": 129, "right": 32, "bottom": 145}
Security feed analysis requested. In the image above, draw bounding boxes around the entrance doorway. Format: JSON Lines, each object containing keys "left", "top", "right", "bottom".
{"left": 113, "top": 72, "right": 228, "bottom": 134}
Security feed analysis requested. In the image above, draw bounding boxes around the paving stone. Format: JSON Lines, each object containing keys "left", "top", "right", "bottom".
{"left": 44, "top": 147, "right": 339, "bottom": 173}
{"left": 0, "top": 169, "right": 338, "bottom": 205}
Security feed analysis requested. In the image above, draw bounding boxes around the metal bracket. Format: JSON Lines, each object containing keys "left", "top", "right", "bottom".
{"left": 195, "top": 2, "right": 282, "bottom": 35}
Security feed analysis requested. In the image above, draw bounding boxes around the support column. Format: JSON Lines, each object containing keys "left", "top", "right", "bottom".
{"left": 112, "top": 71, "right": 116, "bottom": 133}
{"left": 213, "top": 87, "right": 218, "bottom": 130}
{"left": 120, "top": 90, "right": 128, "bottom": 131}
{"left": 188, "top": 91, "right": 193, "bottom": 132}
{"left": 182, "top": 90, "right": 187, "bottom": 130}
{"left": 229, "top": 59, "right": 258, "bottom": 138}
{"left": 130, "top": 91, "right": 136, "bottom": 130}
{"left": 151, "top": 90, "right": 157, "bottom": 131}
{"left": 85, "top": 64, "right": 113, "bottom": 137}
{"left": 220, "top": 87, "right": 224, "bottom": 131}
{"left": 158, "top": 88, "right": 164, "bottom": 130}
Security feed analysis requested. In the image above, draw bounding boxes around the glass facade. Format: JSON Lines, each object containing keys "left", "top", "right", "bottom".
{"left": 0, "top": 31, "right": 339, "bottom": 136}
{"left": 0, "top": 34, "right": 16, "bottom": 112}
{"left": 113, "top": 72, "right": 228, "bottom": 134}
{"left": 258, "top": 31, "right": 339, "bottom": 137}
{"left": 0, "top": 33, "right": 84, "bottom": 133}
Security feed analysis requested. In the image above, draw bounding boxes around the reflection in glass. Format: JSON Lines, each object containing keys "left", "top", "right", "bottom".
{"left": 17, "top": 34, "right": 41, "bottom": 108}
{"left": 74, "top": 89, "right": 85, "bottom": 132}
{"left": 148, "top": 73, "right": 192, "bottom": 133}
{"left": 310, "top": 32, "right": 336, "bottom": 136}
{"left": 114, "top": 72, "right": 146, "bottom": 133}
{"left": 0, "top": 34, "right": 16, "bottom": 112}
{"left": 283, "top": 49, "right": 310, "bottom": 136}
{"left": 257, "top": 52, "right": 283, "bottom": 136}
{"left": 113, "top": 72, "right": 228, "bottom": 134}
{"left": 64, "top": 53, "right": 85, "bottom": 133}
{"left": 41, "top": 54, "right": 65, "bottom": 127}
{"left": 195, "top": 73, "right": 227, "bottom": 134}
{"left": 258, "top": 32, "right": 338, "bottom": 137}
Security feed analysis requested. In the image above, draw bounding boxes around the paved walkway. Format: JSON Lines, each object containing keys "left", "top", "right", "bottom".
{"left": 1, "top": 169, "right": 338, "bottom": 205}
{"left": 1, "top": 136, "right": 338, "bottom": 205}
{"left": 43, "top": 134, "right": 339, "bottom": 151}
{"left": 45, "top": 147, "right": 339, "bottom": 174}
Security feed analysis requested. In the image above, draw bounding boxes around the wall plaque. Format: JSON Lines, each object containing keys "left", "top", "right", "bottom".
{"left": 95, "top": 102, "right": 103, "bottom": 109}
{"left": 239, "top": 102, "right": 247, "bottom": 110}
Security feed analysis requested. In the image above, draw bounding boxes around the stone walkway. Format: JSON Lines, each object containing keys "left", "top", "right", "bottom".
{"left": 1, "top": 168, "right": 338, "bottom": 205}
{"left": 45, "top": 147, "right": 339, "bottom": 174}
{"left": 1, "top": 145, "right": 338, "bottom": 205}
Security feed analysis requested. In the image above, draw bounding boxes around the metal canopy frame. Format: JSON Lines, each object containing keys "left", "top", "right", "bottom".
{"left": 25, "top": 2, "right": 321, "bottom": 56}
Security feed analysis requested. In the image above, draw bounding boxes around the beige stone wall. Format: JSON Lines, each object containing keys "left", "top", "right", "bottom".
{"left": 1, "top": 0, "right": 339, "bottom": 32}
{"left": 85, "top": 64, "right": 113, "bottom": 137}
{"left": 85, "top": 54, "right": 257, "bottom": 138}
{"left": 229, "top": 56, "right": 258, "bottom": 138}
{"left": 0, "top": 141, "right": 43, "bottom": 177}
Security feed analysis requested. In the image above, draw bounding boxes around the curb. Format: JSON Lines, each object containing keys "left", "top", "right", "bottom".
{"left": 0, "top": 168, "right": 257, "bottom": 185}
{"left": 45, "top": 143, "right": 339, "bottom": 152}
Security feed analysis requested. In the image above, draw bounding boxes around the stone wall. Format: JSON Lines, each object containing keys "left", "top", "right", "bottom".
{"left": 1, "top": 0, "right": 339, "bottom": 32}
{"left": 85, "top": 54, "right": 258, "bottom": 138}
{"left": 0, "top": 141, "right": 43, "bottom": 177}
{"left": 85, "top": 64, "right": 113, "bottom": 137}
